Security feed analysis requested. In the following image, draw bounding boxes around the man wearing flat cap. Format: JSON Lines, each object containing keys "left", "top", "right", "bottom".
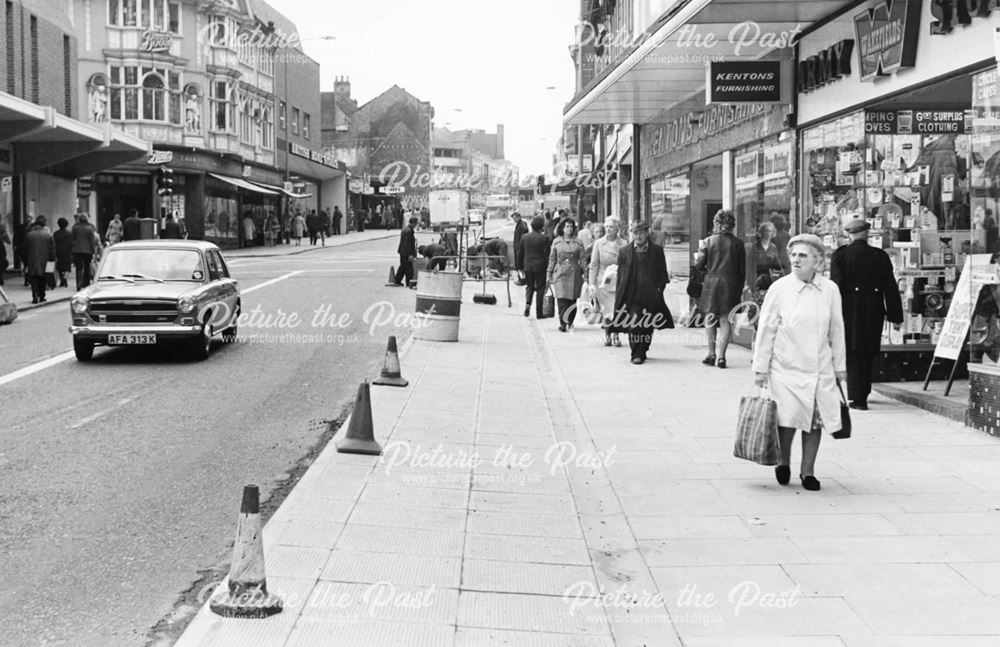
{"left": 830, "top": 218, "right": 904, "bottom": 410}
{"left": 608, "top": 220, "right": 674, "bottom": 364}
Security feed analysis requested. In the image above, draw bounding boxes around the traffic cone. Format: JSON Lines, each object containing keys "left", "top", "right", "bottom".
{"left": 336, "top": 381, "right": 383, "bottom": 455}
{"left": 384, "top": 266, "right": 397, "bottom": 286}
{"left": 372, "top": 336, "right": 408, "bottom": 387}
{"left": 209, "top": 485, "right": 283, "bottom": 618}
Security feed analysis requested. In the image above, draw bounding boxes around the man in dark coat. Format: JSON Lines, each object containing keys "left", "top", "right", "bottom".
{"left": 393, "top": 216, "right": 419, "bottom": 286}
{"left": 333, "top": 206, "right": 343, "bottom": 235}
{"left": 830, "top": 219, "right": 904, "bottom": 410}
{"left": 24, "top": 216, "right": 54, "bottom": 303}
{"left": 122, "top": 208, "right": 142, "bottom": 241}
{"left": 70, "top": 214, "right": 99, "bottom": 290}
{"left": 610, "top": 220, "right": 674, "bottom": 364}
{"left": 305, "top": 209, "right": 320, "bottom": 245}
{"left": 53, "top": 217, "right": 73, "bottom": 287}
{"left": 512, "top": 212, "right": 528, "bottom": 284}
{"left": 517, "top": 216, "right": 551, "bottom": 318}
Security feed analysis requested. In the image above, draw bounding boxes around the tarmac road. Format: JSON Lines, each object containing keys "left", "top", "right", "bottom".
{"left": 0, "top": 236, "right": 424, "bottom": 647}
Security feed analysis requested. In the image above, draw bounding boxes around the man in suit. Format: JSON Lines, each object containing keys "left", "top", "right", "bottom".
{"left": 610, "top": 220, "right": 674, "bottom": 365}
{"left": 517, "top": 215, "right": 552, "bottom": 318}
{"left": 122, "top": 208, "right": 142, "bottom": 241}
{"left": 830, "top": 219, "right": 904, "bottom": 410}
{"left": 393, "top": 216, "right": 419, "bottom": 287}
{"left": 512, "top": 212, "right": 528, "bottom": 284}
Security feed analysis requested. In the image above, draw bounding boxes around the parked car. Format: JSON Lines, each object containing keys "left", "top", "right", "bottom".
{"left": 68, "top": 240, "right": 239, "bottom": 361}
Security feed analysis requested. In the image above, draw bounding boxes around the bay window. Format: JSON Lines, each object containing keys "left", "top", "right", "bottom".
{"left": 109, "top": 65, "right": 182, "bottom": 124}
{"left": 109, "top": 0, "right": 180, "bottom": 33}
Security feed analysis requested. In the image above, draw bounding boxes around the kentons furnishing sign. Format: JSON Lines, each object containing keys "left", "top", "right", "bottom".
{"left": 854, "top": 0, "right": 921, "bottom": 81}
{"left": 706, "top": 61, "right": 783, "bottom": 104}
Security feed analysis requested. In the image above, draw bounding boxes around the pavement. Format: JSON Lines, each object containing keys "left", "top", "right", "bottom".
{"left": 0, "top": 229, "right": 399, "bottom": 314}
{"left": 173, "top": 277, "right": 1000, "bottom": 646}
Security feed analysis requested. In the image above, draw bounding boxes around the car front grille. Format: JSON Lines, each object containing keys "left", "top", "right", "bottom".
{"left": 89, "top": 300, "right": 179, "bottom": 324}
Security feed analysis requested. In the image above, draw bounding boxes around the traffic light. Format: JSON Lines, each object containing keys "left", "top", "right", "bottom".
{"left": 156, "top": 166, "right": 174, "bottom": 197}
{"left": 76, "top": 177, "right": 94, "bottom": 199}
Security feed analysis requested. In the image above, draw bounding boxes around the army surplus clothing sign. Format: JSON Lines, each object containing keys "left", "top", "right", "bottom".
{"left": 854, "top": 0, "right": 922, "bottom": 81}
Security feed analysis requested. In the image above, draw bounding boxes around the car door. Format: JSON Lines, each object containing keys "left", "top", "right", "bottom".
{"left": 210, "top": 250, "right": 239, "bottom": 324}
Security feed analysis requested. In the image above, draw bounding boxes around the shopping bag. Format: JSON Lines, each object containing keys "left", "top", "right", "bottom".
{"left": 734, "top": 389, "right": 780, "bottom": 465}
{"left": 542, "top": 287, "right": 555, "bottom": 319}
{"left": 578, "top": 284, "right": 602, "bottom": 325}
{"left": 832, "top": 383, "right": 851, "bottom": 439}
{"left": 0, "top": 286, "right": 18, "bottom": 324}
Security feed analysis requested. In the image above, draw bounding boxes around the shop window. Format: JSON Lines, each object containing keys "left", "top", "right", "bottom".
{"left": 648, "top": 171, "right": 691, "bottom": 251}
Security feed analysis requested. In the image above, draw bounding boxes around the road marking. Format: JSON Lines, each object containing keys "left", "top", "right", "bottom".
{"left": 242, "top": 271, "right": 301, "bottom": 294}
{"left": 0, "top": 351, "right": 75, "bottom": 387}
{"left": 70, "top": 395, "right": 140, "bottom": 429}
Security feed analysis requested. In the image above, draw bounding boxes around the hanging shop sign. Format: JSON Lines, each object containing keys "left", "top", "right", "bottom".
{"left": 349, "top": 178, "right": 366, "bottom": 193}
{"left": 797, "top": 39, "right": 854, "bottom": 93}
{"left": 854, "top": 0, "right": 922, "bottom": 82}
{"left": 706, "top": 60, "right": 783, "bottom": 104}
{"left": 865, "top": 109, "right": 969, "bottom": 134}
{"left": 930, "top": 0, "right": 1000, "bottom": 34}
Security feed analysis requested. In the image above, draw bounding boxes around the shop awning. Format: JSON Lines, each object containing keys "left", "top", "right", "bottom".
{"left": 246, "top": 179, "right": 313, "bottom": 199}
{"left": 563, "top": 0, "right": 845, "bottom": 126}
{"left": 208, "top": 173, "right": 280, "bottom": 194}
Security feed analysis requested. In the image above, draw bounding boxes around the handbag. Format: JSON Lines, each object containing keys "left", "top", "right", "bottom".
{"left": 686, "top": 264, "right": 705, "bottom": 299}
{"left": 832, "top": 383, "right": 852, "bottom": 439}
{"left": 734, "top": 388, "right": 781, "bottom": 466}
{"left": 578, "top": 284, "right": 603, "bottom": 325}
{"left": 542, "top": 286, "right": 555, "bottom": 319}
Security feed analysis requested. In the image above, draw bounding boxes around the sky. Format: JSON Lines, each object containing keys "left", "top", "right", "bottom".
{"left": 271, "top": 0, "right": 580, "bottom": 178}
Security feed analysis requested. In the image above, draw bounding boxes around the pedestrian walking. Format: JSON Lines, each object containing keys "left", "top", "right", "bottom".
{"left": 512, "top": 212, "right": 527, "bottom": 284}
{"left": 517, "top": 216, "right": 551, "bottom": 319}
{"left": 696, "top": 209, "right": 746, "bottom": 369}
{"left": 608, "top": 220, "right": 673, "bottom": 364}
{"left": 333, "top": 206, "right": 343, "bottom": 235}
{"left": 122, "top": 209, "right": 142, "bottom": 241}
{"left": 547, "top": 217, "right": 587, "bottom": 332}
{"left": 160, "top": 212, "right": 182, "bottom": 239}
{"left": 53, "top": 217, "right": 72, "bottom": 287}
{"left": 319, "top": 208, "right": 331, "bottom": 246}
{"left": 305, "top": 209, "right": 319, "bottom": 245}
{"left": 290, "top": 211, "right": 306, "bottom": 246}
{"left": 264, "top": 212, "right": 279, "bottom": 247}
{"left": 71, "top": 214, "right": 100, "bottom": 290}
{"left": 589, "top": 216, "right": 627, "bottom": 347}
{"left": 106, "top": 213, "right": 123, "bottom": 245}
{"left": 241, "top": 211, "right": 256, "bottom": 247}
{"left": 543, "top": 210, "right": 555, "bottom": 239}
{"left": 358, "top": 208, "right": 367, "bottom": 232}
{"left": 745, "top": 221, "right": 789, "bottom": 302}
{"left": 393, "top": 216, "right": 419, "bottom": 287}
{"left": 752, "top": 233, "right": 848, "bottom": 491}
{"left": 24, "top": 216, "right": 54, "bottom": 304}
{"left": 0, "top": 220, "right": 11, "bottom": 286}
{"left": 577, "top": 220, "right": 594, "bottom": 252}
{"left": 830, "top": 219, "right": 904, "bottom": 410}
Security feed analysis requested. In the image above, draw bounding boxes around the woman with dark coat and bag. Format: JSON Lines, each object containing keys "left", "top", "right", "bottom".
{"left": 608, "top": 220, "right": 674, "bottom": 364}
{"left": 53, "top": 217, "right": 73, "bottom": 287}
{"left": 24, "top": 216, "right": 54, "bottom": 304}
{"left": 546, "top": 217, "right": 587, "bottom": 332}
{"left": 695, "top": 209, "right": 745, "bottom": 369}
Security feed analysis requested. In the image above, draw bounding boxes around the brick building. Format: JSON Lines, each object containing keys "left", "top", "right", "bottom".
{"left": 0, "top": 0, "right": 148, "bottom": 266}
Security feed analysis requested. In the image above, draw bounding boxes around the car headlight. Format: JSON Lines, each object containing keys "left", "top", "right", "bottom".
{"left": 71, "top": 295, "right": 89, "bottom": 314}
{"left": 178, "top": 296, "right": 196, "bottom": 314}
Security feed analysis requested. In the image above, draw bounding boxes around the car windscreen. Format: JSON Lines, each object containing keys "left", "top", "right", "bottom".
{"left": 99, "top": 248, "right": 204, "bottom": 281}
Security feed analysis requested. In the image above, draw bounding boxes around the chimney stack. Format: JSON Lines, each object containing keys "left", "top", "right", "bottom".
{"left": 334, "top": 75, "right": 351, "bottom": 101}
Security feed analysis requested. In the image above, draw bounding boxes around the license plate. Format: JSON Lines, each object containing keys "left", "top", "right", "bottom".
{"left": 108, "top": 334, "right": 157, "bottom": 345}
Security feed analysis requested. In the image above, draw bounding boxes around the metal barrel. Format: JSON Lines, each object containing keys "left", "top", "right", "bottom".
{"left": 413, "top": 271, "right": 462, "bottom": 342}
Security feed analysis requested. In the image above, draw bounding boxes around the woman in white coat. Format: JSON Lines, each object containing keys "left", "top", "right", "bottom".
{"left": 752, "top": 233, "right": 847, "bottom": 491}
{"left": 589, "top": 216, "right": 627, "bottom": 346}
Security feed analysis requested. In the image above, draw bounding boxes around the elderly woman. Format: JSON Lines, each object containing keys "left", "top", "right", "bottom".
{"left": 745, "top": 221, "right": 790, "bottom": 302}
{"left": 752, "top": 233, "right": 847, "bottom": 491}
{"left": 695, "top": 209, "right": 745, "bottom": 368}
{"left": 547, "top": 217, "right": 587, "bottom": 332}
{"left": 589, "top": 217, "right": 626, "bottom": 346}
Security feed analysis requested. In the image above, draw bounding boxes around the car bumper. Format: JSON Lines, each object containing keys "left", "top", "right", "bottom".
{"left": 69, "top": 324, "right": 202, "bottom": 341}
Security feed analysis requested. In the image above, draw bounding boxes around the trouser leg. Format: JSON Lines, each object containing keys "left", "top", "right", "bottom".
{"left": 557, "top": 298, "right": 572, "bottom": 325}
{"left": 394, "top": 255, "right": 409, "bottom": 284}
{"left": 629, "top": 326, "right": 652, "bottom": 359}
{"left": 846, "top": 351, "right": 875, "bottom": 403}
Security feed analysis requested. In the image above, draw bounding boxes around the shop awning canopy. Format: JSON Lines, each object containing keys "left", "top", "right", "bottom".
{"left": 246, "top": 179, "right": 313, "bottom": 199}
{"left": 563, "top": 0, "right": 845, "bottom": 126}
{"left": 208, "top": 173, "right": 280, "bottom": 194}
{"left": 0, "top": 91, "right": 149, "bottom": 175}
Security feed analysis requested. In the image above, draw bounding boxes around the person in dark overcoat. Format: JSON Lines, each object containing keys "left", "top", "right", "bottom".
{"left": 608, "top": 220, "right": 673, "bottom": 364}
{"left": 830, "top": 219, "right": 904, "bottom": 410}
{"left": 70, "top": 213, "right": 99, "bottom": 290}
{"left": 695, "top": 209, "right": 745, "bottom": 369}
{"left": 512, "top": 212, "right": 528, "bottom": 280}
{"left": 24, "top": 216, "right": 54, "bottom": 304}
{"left": 393, "top": 216, "right": 418, "bottom": 286}
{"left": 518, "top": 216, "right": 551, "bottom": 319}
{"left": 53, "top": 217, "right": 73, "bottom": 287}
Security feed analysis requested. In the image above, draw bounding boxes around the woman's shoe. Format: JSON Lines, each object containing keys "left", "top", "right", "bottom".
{"left": 613, "top": 334, "right": 622, "bottom": 347}
{"left": 604, "top": 333, "right": 612, "bottom": 347}
{"left": 559, "top": 324, "right": 567, "bottom": 332}
{"left": 800, "top": 475, "right": 821, "bottom": 491}
{"left": 717, "top": 358, "right": 727, "bottom": 369}
{"left": 702, "top": 354, "right": 717, "bottom": 365}
{"left": 775, "top": 465, "right": 790, "bottom": 485}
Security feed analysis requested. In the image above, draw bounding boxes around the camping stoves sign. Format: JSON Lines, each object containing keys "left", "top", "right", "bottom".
{"left": 854, "top": 0, "right": 922, "bottom": 81}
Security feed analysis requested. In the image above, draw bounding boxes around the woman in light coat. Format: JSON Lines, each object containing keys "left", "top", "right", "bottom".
{"left": 752, "top": 233, "right": 847, "bottom": 491}
{"left": 589, "top": 217, "right": 626, "bottom": 346}
{"left": 290, "top": 211, "right": 306, "bottom": 246}
{"left": 547, "top": 217, "right": 587, "bottom": 332}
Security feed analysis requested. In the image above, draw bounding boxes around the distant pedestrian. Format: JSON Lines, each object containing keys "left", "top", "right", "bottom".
{"left": 512, "top": 212, "right": 527, "bottom": 281}
{"left": 357, "top": 208, "right": 367, "bottom": 232}
{"left": 517, "top": 216, "right": 551, "bottom": 319}
{"left": 290, "top": 211, "right": 306, "bottom": 246}
{"left": 589, "top": 216, "right": 626, "bottom": 347}
{"left": 695, "top": 209, "right": 745, "bottom": 369}
{"left": 830, "top": 219, "right": 904, "bottom": 410}
{"left": 608, "top": 220, "right": 673, "bottom": 364}
{"left": 543, "top": 210, "right": 555, "bottom": 239}
{"left": 160, "top": 212, "right": 182, "bottom": 239}
{"left": 71, "top": 214, "right": 100, "bottom": 290}
{"left": 53, "top": 217, "right": 72, "bottom": 287}
{"left": 333, "top": 206, "right": 343, "bottom": 235}
{"left": 241, "top": 211, "right": 256, "bottom": 248}
{"left": 105, "top": 213, "right": 123, "bottom": 245}
{"left": 319, "top": 208, "right": 331, "bottom": 246}
{"left": 745, "top": 221, "right": 788, "bottom": 303}
{"left": 547, "top": 217, "right": 587, "bottom": 332}
{"left": 393, "top": 216, "right": 419, "bottom": 286}
{"left": 0, "top": 221, "right": 10, "bottom": 286}
{"left": 305, "top": 209, "right": 319, "bottom": 245}
{"left": 753, "top": 233, "right": 847, "bottom": 492}
{"left": 577, "top": 220, "right": 594, "bottom": 252}
{"left": 24, "top": 216, "right": 54, "bottom": 303}
{"left": 122, "top": 208, "right": 142, "bottom": 241}
{"left": 264, "top": 212, "right": 279, "bottom": 247}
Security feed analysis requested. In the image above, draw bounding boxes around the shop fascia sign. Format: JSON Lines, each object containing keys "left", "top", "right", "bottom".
{"left": 706, "top": 60, "right": 788, "bottom": 104}
{"left": 864, "top": 108, "right": 970, "bottom": 134}
{"left": 797, "top": 39, "right": 854, "bottom": 93}
{"left": 930, "top": 0, "right": 1000, "bottom": 34}
{"left": 383, "top": 184, "right": 405, "bottom": 194}
{"left": 348, "top": 178, "right": 366, "bottom": 192}
{"left": 140, "top": 30, "right": 172, "bottom": 52}
{"left": 649, "top": 103, "right": 769, "bottom": 158}
{"left": 288, "top": 141, "right": 341, "bottom": 169}
{"left": 147, "top": 150, "right": 174, "bottom": 165}
{"left": 854, "top": 0, "right": 922, "bottom": 82}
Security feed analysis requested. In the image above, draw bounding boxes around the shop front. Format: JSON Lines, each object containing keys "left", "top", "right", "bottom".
{"left": 287, "top": 142, "right": 348, "bottom": 228}
{"left": 797, "top": 0, "right": 1000, "bottom": 425}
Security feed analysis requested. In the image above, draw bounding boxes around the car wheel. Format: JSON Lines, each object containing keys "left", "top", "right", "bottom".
{"left": 191, "top": 323, "right": 212, "bottom": 360}
{"left": 73, "top": 338, "right": 94, "bottom": 362}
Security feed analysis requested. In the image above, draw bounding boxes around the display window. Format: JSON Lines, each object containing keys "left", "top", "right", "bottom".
{"left": 648, "top": 170, "right": 691, "bottom": 249}
{"left": 203, "top": 177, "right": 238, "bottom": 243}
